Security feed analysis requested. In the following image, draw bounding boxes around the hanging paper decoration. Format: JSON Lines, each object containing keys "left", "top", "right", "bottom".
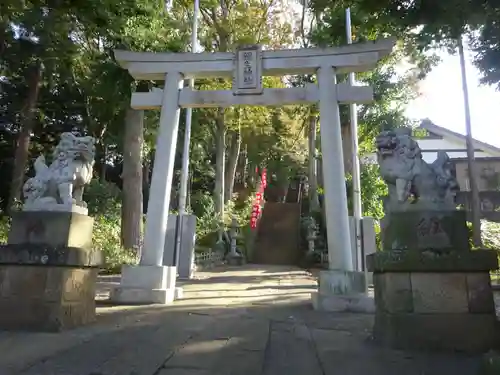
{"left": 261, "top": 168, "right": 267, "bottom": 189}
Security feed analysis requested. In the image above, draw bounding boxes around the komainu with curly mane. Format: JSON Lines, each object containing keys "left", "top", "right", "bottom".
{"left": 23, "top": 132, "right": 96, "bottom": 214}
{"left": 376, "top": 128, "right": 459, "bottom": 212}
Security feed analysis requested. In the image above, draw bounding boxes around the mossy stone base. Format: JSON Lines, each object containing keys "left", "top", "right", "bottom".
{"left": 372, "top": 270, "right": 499, "bottom": 353}
{"left": 0, "top": 266, "right": 97, "bottom": 331}
{"left": 381, "top": 210, "right": 469, "bottom": 252}
{"left": 374, "top": 312, "right": 499, "bottom": 353}
{"left": 367, "top": 249, "right": 498, "bottom": 273}
{"left": 9, "top": 211, "right": 94, "bottom": 250}
{"left": 0, "top": 210, "right": 100, "bottom": 331}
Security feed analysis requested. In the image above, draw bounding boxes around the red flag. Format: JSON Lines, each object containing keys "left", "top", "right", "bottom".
{"left": 250, "top": 217, "right": 257, "bottom": 229}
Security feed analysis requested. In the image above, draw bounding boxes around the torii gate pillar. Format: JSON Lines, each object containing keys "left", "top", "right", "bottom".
{"left": 311, "top": 66, "right": 375, "bottom": 313}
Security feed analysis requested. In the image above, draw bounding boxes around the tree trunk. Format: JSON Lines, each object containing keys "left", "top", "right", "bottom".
{"left": 94, "top": 142, "right": 107, "bottom": 182}
{"left": 241, "top": 144, "right": 248, "bottom": 187}
{"left": 224, "top": 125, "right": 241, "bottom": 203}
{"left": 8, "top": 63, "right": 42, "bottom": 212}
{"left": 308, "top": 115, "right": 320, "bottom": 211}
{"left": 212, "top": 0, "right": 229, "bottom": 238}
{"left": 142, "top": 149, "right": 152, "bottom": 214}
{"left": 121, "top": 109, "right": 144, "bottom": 251}
{"left": 214, "top": 108, "right": 226, "bottom": 222}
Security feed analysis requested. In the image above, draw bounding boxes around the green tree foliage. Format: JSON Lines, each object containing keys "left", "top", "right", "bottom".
{"left": 5, "top": 0, "right": 480, "bottom": 268}
{"left": 0, "top": 0, "right": 191, "bottom": 268}
{"left": 0, "top": 0, "right": 313, "bottom": 269}
{"left": 310, "top": 0, "right": 500, "bottom": 89}
{"left": 305, "top": 2, "right": 437, "bottom": 222}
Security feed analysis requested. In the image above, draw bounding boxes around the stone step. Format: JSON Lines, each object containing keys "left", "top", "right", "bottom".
{"left": 253, "top": 202, "right": 301, "bottom": 265}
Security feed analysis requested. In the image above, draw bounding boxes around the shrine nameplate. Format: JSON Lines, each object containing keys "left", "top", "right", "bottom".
{"left": 232, "top": 44, "right": 263, "bottom": 95}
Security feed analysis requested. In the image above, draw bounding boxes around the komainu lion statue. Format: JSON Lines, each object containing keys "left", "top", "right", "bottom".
{"left": 22, "top": 132, "right": 96, "bottom": 214}
{"left": 376, "top": 128, "right": 459, "bottom": 212}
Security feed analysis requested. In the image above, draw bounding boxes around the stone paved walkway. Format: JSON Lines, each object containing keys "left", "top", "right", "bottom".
{"left": 0, "top": 264, "right": 492, "bottom": 375}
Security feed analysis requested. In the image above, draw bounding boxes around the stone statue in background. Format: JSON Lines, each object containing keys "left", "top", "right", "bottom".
{"left": 376, "top": 127, "right": 459, "bottom": 213}
{"left": 22, "top": 132, "right": 96, "bottom": 215}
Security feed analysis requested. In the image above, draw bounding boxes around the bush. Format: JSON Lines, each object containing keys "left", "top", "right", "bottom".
{"left": 84, "top": 179, "right": 122, "bottom": 217}
{"left": 482, "top": 220, "right": 500, "bottom": 250}
{"left": 189, "top": 190, "right": 254, "bottom": 252}
{"left": 0, "top": 216, "right": 9, "bottom": 243}
{"left": 190, "top": 191, "right": 222, "bottom": 247}
{"left": 92, "top": 214, "right": 137, "bottom": 274}
{"left": 467, "top": 220, "right": 500, "bottom": 252}
{"left": 84, "top": 180, "right": 138, "bottom": 273}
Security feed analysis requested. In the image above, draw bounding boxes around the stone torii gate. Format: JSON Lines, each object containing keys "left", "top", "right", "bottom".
{"left": 110, "top": 39, "right": 395, "bottom": 308}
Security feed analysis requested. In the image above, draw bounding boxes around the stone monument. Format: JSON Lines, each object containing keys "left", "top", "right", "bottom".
{"left": 0, "top": 132, "right": 102, "bottom": 331}
{"left": 367, "top": 128, "right": 499, "bottom": 353}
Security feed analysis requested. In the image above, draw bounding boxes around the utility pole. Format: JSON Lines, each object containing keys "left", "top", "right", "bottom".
{"left": 308, "top": 114, "right": 320, "bottom": 211}
{"left": 458, "top": 35, "right": 482, "bottom": 247}
{"left": 173, "top": 0, "right": 200, "bottom": 269}
{"left": 346, "top": 8, "right": 363, "bottom": 271}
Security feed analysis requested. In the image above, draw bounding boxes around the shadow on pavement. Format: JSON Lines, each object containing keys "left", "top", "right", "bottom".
{"left": 0, "top": 299, "right": 483, "bottom": 375}
{"left": 0, "top": 265, "right": 487, "bottom": 375}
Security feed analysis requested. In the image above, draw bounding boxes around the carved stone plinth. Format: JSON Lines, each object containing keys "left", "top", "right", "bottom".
{"left": 368, "top": 250, "right": 499, "bottom": 353}
{"left": 380, "top": 210, "right": 469, "bottom": 252}
{"left": 8, "top": 211, "right": 95, "bottom": 251}
{"left": 23, "top": 202, "right": 89, "bottom": 215}
{"left": 0, "top": 211, "right": 101, "bottom": 332}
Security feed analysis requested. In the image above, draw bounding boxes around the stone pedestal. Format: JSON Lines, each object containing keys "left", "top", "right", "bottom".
{"left": 361, "top": 217, "right": 377, "bottom": 285}
{"left": 109, "top": 264, "right": 181, "bottom": 304}
{"left": 163, "top": 214, "right": 197, "bottom": 279}
{"left": 367, "top": 249, "right": 499, "bottom": 353}
{"left": 311, "top": 269, "right": 375, "bottom": 313}
{"left": 8, "top": 210, "right": 94, "bottom": 249}
{"left": 381, "top": 209, "right": 469, "bottom": 252}
{"left": 0, "top": 211, "right": 101, "bottom": 332}
{"left": 227, "top": 252, "right": 245, "bottom": 266}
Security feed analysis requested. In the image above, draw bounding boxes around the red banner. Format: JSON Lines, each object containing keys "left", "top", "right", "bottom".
{"left": 261, "top": 168, "right": 267, "bottom": 189}
{"left": 250, "top": 168, "right": 267, "bottom": 230}
{"left": 255, "top": 192, "right": 262, "bottom": 204}
{"left": 250, "top": 199, "right": 262, "bottom": 229}
{"left": 250, "top": 204, "right": 259, "bottom": 229}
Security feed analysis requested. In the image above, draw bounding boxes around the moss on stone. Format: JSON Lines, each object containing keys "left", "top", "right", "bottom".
{"left": 367, "top": 249, "right": 498, "bottom": 272}
{"left": 382, "top": 210, "right": 469, "bottom": 252}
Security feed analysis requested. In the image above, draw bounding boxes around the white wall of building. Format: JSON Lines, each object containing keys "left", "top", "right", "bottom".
{"left": 363, "top": 136, "right": 498, "bottom": 165}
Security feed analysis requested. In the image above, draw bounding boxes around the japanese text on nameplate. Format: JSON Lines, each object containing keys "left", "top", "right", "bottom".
{"left": 239, "top": 50, "right": 256, "bottom": 88}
